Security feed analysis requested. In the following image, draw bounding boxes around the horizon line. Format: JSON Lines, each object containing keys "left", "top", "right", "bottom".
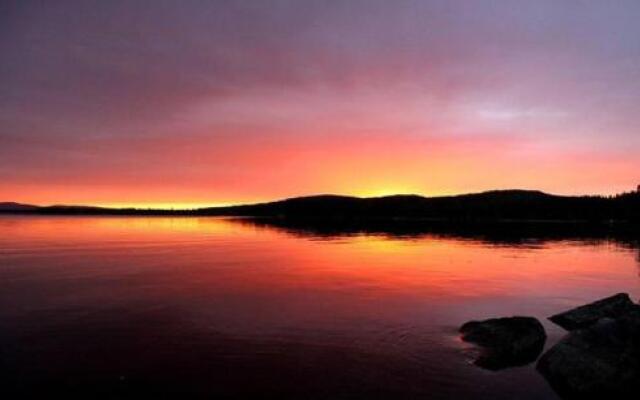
{"left": 3, "top": 187, "right": 639, "bottom": 211}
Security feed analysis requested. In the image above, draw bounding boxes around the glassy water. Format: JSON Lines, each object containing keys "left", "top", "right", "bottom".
{"left": 1, "top": 216, "right": 639, "bottom": 399}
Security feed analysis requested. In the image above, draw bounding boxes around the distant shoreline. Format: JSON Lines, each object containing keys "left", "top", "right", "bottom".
{"left": 2, "top": 189, "right": 640, "bottom": 223}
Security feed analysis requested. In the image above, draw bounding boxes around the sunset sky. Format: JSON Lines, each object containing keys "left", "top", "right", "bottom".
{"left": 2, "top": 0, "right": 640, "bottom": 208}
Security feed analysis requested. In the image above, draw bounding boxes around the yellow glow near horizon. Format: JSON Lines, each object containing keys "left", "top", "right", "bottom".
{"left": 68, "top": 189, "right": 458, "bottom": 210}
{"left": 354, "top": 187, "right": 453, "bottom": 199}
{"left": 93, "top": 202, "right": 239, "bottom": 210}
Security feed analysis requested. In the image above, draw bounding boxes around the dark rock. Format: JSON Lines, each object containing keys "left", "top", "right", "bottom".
{"left": 538, "top": 308, "right": 640, "bottom": 399}
{"left": 549, "top": 293, "right": 635, "bottom": 331}
{"left": 460, "top": 316, "right": 546, "bottom": 370}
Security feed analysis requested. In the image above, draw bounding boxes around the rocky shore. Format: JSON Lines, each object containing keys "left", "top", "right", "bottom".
{"left": 460, "top": 293, "right": 640, "bottom": 399}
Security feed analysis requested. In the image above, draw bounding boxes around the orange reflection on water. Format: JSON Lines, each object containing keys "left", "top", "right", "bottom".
{"left": 1, "top": 213, "right": 640, "bottom": 400}
{"left": 2, "top": 216, "right": 638, "bottom": 308}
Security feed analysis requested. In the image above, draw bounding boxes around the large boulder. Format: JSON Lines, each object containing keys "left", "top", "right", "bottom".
{"left": 549, "top": 293, "right": 636, "bottom": 331}
{"left": 537, "top": 308, "right": 640, "bottom": 399}
{"left": 459, "top": 316, "right": 546, "bottom": 370}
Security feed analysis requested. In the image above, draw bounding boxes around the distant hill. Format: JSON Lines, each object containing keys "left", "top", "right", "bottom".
{"left": 198, "top": 190, "right": 640, "bottom": 221}
{"left": 0, "top": 202, "right": 39, "bottom": 211}
{"left": 1, "top": 190, "right": 639, "bottom": 222}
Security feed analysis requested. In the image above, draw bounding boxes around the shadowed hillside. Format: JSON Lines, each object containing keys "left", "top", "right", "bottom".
{"left": 200, "top": 190, "right": 640, "bottom": 222}
{"left": 0, "top": 202, "right": 40, "bottom": 211}
{"left": 3, "top": 190, "right": 640, "bottom": 222}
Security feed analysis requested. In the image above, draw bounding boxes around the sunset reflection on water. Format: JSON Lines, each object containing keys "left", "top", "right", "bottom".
{"left": 1, "top": 216, "right": 639, "bottom": 399}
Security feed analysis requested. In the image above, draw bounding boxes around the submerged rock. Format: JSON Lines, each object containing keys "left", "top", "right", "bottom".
{"left": 549, "top": 293, "right": 635, "bottom": 331}
{"left": 537, "top": 308, "right": 640, "bottom": 399}
{"left": 460, "top": 316, "right": 546, "bottom": 370}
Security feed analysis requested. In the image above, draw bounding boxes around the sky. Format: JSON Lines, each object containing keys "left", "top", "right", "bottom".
{"left": 1, "top": 0, "right": 640, "bottom": 208}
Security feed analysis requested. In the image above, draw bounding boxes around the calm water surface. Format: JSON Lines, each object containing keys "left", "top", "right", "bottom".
{"left": 1, "top": 216, "right": 639, "bottom": 399}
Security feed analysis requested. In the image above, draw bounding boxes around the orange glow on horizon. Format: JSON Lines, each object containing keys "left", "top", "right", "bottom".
{"left": 2, "top": 129, "right": 638, "bottom": 208}
{"left": 4, "top": 215, "right": 638, "bottom": 303}
{"left": 94, "top": 202, "right": 239, "bottom": 210}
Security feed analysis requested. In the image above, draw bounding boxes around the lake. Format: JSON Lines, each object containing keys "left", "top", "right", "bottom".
{"left": 1, "top": 215, "right": 639, "bottom": 399}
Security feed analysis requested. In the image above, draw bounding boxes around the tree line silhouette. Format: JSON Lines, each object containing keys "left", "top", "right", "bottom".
{"left": 2, "top": 189, "right": 639, "bottom": 222}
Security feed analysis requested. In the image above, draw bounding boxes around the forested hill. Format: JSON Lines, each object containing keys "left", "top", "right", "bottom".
{"left": 199, "top": 190, "right": 640, "bottom": 221}
{"left": 2, "top": 190, "right": 640, "bottom": 222}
